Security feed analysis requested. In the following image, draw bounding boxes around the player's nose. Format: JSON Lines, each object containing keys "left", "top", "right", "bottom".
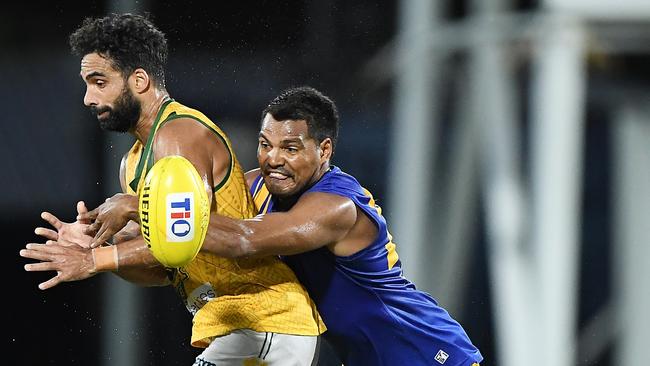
{"left": 83, "top": 88, "right": 97, "bottom": 107}
{"left": 265, "top": 147, "right": 285, "bottom": 167}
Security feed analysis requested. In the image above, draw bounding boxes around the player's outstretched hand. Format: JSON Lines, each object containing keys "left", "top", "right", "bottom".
{"left": 20, "top": 242, "right": 97, "bottom": 290}
{"left": 79, "top": 193, "right": 139, "bottom": 248}
{"left": 35, "top": 201, "right": 93, "bottom": 248}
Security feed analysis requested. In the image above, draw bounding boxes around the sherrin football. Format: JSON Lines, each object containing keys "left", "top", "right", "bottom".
{"left": 139, "top": 156, "right": 211, "bottom": 268}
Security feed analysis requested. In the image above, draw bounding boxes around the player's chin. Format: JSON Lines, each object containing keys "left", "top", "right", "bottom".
{"left": 95, "top": 110, "right": 111, "bottom": 120}
{"left": 96, "top": 115, "right": 111, "bottom": 125}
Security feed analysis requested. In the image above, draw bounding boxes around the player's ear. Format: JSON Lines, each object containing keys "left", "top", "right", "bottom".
{"left": 130, "top": 68, "right": 150, "bottom": 94}
{"left": 319, "top": 138, "right": 333, "bottom": 162}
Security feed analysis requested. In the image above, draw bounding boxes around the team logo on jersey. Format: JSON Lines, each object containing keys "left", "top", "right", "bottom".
{"left": 435, "top": 349, "right": 449, "bottom": 364}
{"left": 166, "top": 192, "right": 195, "bottom": 242}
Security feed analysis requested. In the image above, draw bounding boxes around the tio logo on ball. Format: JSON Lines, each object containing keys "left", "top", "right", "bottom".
{"left": 166, "top": 192, "right": 195, "bottom": 242}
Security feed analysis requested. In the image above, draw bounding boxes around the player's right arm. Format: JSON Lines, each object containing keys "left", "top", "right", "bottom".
{"left": 21, "top": 152, "right": 169, "bottom": 289}
{"left": 105, "top": 152, "right": 169, "bottom": 286}
{"left": 81, "top": 152, "right": 168, "bottom": 286}
{"left": 110, "top": 221, "right": 170, "bottom": 286}
{"left": 20, "top": 233, "right": 167, "bottom": 290}
{"left": 21, "top": 119, "right": 227, "bottom": 290}
{"left": 69, "top": 118, "right": 222, "bottom": 285}
{"left": 200, "top": 190, "right": 364, "bottom": 258}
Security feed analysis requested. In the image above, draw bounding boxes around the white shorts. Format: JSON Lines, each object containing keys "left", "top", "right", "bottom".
{"left": 193, "top": 329, "right": 320, "bottom": 366}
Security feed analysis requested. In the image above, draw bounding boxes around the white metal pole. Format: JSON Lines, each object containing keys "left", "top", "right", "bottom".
{"left": 466, "top": 2, "right": 534, "bottom": 365}
{"left": 388, "top": 0, "right": 439, "bottom": 290}
{"left": 530, "top": 14, "right": 586, "bottom": 366}
{"left": 613, "top": 104, "right": 650, "bottom": 366}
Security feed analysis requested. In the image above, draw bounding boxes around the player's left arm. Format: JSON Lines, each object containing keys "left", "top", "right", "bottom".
{"left": 151, "top": 117, "right": 223, "bottom": 200}
{"left": 95, "top": 117, "right": 226, "bottom": 269}
{"left": 91, "top": 117, "right": 226, "bottom": 268}
{"left": 200, "top": 191, "right": 358, "bottom": 258}
{"left": 81, "top": 118, "right": 226, "bottom": 247}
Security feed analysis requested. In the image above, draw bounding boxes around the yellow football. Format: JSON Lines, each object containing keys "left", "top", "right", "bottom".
{"left": 138, "top": 156, "right": 210, "bottom": 268}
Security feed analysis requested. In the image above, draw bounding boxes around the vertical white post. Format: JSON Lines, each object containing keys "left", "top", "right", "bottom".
{"left": 613, "top": 104, "right": 650, "bottom": 366}
{"left": 466, "top": 1, "right": 534, "bottom": 365}
{"left": 530, "top": 14, "right": 585, "bottom": 366}
{"left": 388, "top": 0, "right": 439, "bottom": 290}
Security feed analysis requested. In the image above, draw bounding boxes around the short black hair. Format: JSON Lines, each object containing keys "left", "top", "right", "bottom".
{"left": 69, "top": 13, "right": 168, "bottom": 88}
{"left": 262, "top": 86, "right": 339, "bottom": 153}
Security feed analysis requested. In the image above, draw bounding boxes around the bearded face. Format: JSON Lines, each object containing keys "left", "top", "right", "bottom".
{"left": 90, "top": 84, "right": 142, "bottom": 133}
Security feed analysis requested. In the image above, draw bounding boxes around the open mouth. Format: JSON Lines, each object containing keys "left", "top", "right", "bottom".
{"left": 267, "top": 172, "right": 289, "bottom": 180}
{"left": 265, "top": 170, "right": 293, "bottom": 180}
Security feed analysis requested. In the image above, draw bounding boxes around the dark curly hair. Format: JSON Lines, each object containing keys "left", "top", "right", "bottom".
{"left": 69, "top": 13, "right": 168, "bottom": 88}
{"left": 262, "top": 86, "right": 340, "bottom": 153}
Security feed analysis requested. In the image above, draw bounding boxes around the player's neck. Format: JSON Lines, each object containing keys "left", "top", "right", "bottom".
{"left": 132, "top": 90, "right": 170, "bottom": 143}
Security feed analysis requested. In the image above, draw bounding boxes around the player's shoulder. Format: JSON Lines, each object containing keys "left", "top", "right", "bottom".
{"left": 309, "top": 166, "right": 362, "bottom": 195}
{"left": 154, "top": 115, "right": 221, "bottom": 147}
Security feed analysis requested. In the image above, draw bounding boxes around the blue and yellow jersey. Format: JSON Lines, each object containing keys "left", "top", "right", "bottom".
{"left": 124, "top": 99, "right": 325, "bottom": 347}
{"left": 251, "top": 166, "right": 483, "bottom": 366}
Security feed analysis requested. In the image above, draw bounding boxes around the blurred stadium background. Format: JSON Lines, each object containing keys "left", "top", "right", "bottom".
{"left": 4, "top": 0, "right": 650, "bottom": 365}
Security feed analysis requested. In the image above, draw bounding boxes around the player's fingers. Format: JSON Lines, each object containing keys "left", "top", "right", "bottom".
{"left": 77, "top": 201, "right": 89, "bottom": 215}
{"left": 41, "top": 212, "right": 63, "bottom": 230}
{"left": 84, "top": 221, "right": 101, "bottom": 236}
{"left": 39, "top": 276, "right": 62, "bottom": 290}
{"left": 24, "top": 261, "right": 57, "bottom": 272}
{"left": 77, "top": 201, "right": 91, "bottom": 224}
{"left": 25, "top": 243, "right": 61, "bottom": 253}
{"left": 19, "top": 248, "right": 52, "bottom": 261}
{"left": 78, "top": 208, "right": 99, "bottom": 223}
{"left": 34, "top": 227, "right": 58, "bottom": 241}
{"left": 92, "top": 224, "right": 111, "bottom": 247}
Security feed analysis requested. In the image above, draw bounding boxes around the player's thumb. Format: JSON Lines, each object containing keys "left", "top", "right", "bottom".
{"left": 77, "top": 201, "right": 89, "bottom": 214}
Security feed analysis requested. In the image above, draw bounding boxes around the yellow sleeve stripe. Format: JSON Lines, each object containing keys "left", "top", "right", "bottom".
{"left": 385, "top": 242, "right": 399, "bottom": 270}
{"left": 362, "top": 187, "right": 383, "bottom": 216}
{"left": 362, "top": 187, "right": 399, "bottom": 270}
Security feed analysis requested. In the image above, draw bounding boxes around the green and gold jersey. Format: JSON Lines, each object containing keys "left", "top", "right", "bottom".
{"left": 124, "top": 99, "right": 325, "bottom": 347}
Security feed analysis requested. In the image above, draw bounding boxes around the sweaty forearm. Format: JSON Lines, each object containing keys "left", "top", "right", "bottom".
{"left": 114, "top": 237, "right": 161, "bottom": 268}
{"left": 201, "top": 212, "right": 313, "bottom": 258}
{"left": 95, "top": 237, "right": 169, "bottom": 286}
{"left": 201, "top": 214, "right": 257, "bottom": 258}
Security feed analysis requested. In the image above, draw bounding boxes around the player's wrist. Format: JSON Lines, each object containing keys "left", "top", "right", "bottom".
{"left": 91, "top": 245, "right": 119, "bottom": 272}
